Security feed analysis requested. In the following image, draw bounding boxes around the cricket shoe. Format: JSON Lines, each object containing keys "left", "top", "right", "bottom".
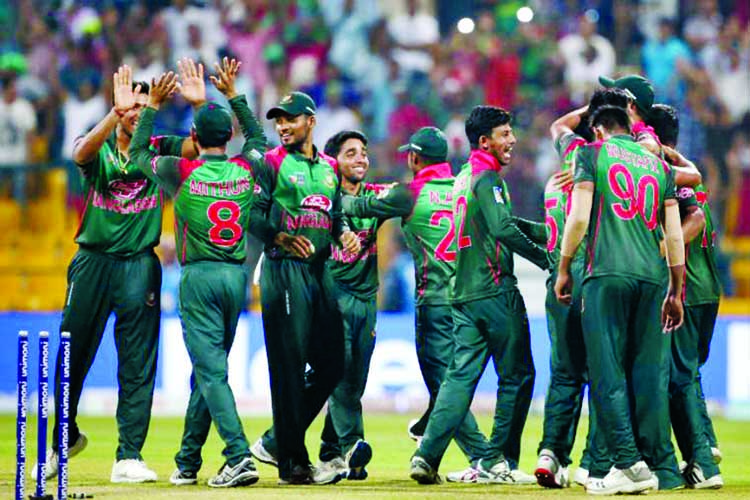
{"left": 111, "top": 458, "right": 158, "bottom": 483}
{"left": 278, "top": 464, "right": 313, "bottom": 485}
{"left": 345, "top": 439, "right": 372, "bottom": 479}
{"left": 535, "top": 449, "right": 570, "bottom": 488}
{"left": 169, "top": 468, "right": 198, "bottom": 485}
{"left": 311, "top": 462, "right": 344, "bottom": 485}
{"left": 32, "top": 431, "right": 88, "bottom": 481}
{"left": 410, "top": 456, "right": 442, "bottom": 484}
{"left": 586, "top": 461, "right": 658, "bottom": 495}
{"left": 407, "top": 419, "right": 423, "bottom": 446}
{"left": 477, "top": 459, "right": 516, "bottom": 484}
{"left": 207, "top": 456, "right": 259, "bottom": 488}
{"left": 315, "top": 457, "right": 347, "bottom": 481}
{"left": 446, "top": 465, "right": 481, "bottom": 483}
{"left": 510, "top": 468, "right": 537, "bottom": 484}
{"left": 684, "top": 463, "right": 723, "bottom": 489}
{"left": 250, "top": 437, "right": 278, "bottom": 467}
{"left": 573, "top": 467, "right": 589, "bottom": 487}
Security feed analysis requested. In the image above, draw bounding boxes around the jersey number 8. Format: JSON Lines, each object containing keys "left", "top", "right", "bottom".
{"left": 207, "top": 200, "right": 243, "bottom": 247}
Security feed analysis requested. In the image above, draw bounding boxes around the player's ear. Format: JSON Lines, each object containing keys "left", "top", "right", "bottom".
{"left": 308, "top": 115, "right": 316, "bottom": 129}
{"left": 479, "top": 135, "right": 490, "bottom": 151}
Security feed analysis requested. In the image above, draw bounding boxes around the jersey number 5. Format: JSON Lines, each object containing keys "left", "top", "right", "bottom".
{"left": 430, "top": 197, "right": 471, "bottom": 262}
{"left": 608, "top": 164, "right": 659, "bottom": 230}
{"left": 207, "top": 200, "right": 242, "bottom": 247}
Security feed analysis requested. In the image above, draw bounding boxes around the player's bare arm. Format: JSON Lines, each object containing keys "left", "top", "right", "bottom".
{"left": 72, "top": 65, "right": 140, "bottom": 165}
{"left": 555, "top": 181, "right": 593, "bottom": 304}
{"left": 682, "top": 205, "right": 706, "bottom": 245}
{"left": 176, "top": 57, "right": 206, "bottom": 158}
{"left": 663, "top": 146, "right": 702, "bottom": 187}
{"left": 662, "top": 199, "right": 686, "bottom": 331}
{"left": 549, "top": 105, "right": 587, "bottom": 144}
{"left": 210, "top": 56, "right": 241, "bottom": 99}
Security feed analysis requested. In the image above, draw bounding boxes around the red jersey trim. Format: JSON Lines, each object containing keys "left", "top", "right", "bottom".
{"left": 265, "top": 146, "right": 288, "bottom": 174}
{"left": 319, "top": 151, "right": 339, "bottom": 175}
{"left": 228, "top": 155, "right": 255, "bottom": 176}
{"left": 563, "top": 137, "right": 587, "bottom": 158}
{"left": 410, "top": 162, "right": 453, "bottom": 200}
{"left": 178, "top": 158, "right": 206, "bottom": 183}
{"left": 632, "top": 121, "right": 662, "bottom": 146}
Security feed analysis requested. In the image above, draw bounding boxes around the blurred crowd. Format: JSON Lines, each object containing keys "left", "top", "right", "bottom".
{"left": 1, "top": 0, "right": 749, "bottom": 298}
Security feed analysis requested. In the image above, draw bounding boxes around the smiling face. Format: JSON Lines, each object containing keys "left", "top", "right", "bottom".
{"left": 337, "top": 137, "right": 369, "bottom": 184}
{"left": 275, "top": 113, "right": 315, "bottom": 150}
{"left": 480, "top": 123, "right": 516, "bottom": 166}
{"left": 119, "top": 93, "right": 149, "bottom": 136}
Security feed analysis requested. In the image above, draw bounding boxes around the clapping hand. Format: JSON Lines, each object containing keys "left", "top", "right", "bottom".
{"left": 113, "top": 65, "right": 141, "bottom": 116}
{"left": 147, "top": 72, "right": 179, "bottom": 109}
{"left": 210, "top": 56, "right": 241, "bottom": 99}
{"left": 177, "top": 57, "right": 207, "bottom": 108}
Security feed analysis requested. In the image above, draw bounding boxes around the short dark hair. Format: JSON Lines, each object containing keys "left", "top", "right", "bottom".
{"left": 324, "top": 130, "right": 368, "bottom": 158}
{"left": 646, "top": 104, "right": 679, "bottom": 148}
{"left": 133, "top": 81, "right": 149, "bottom": 94}
{"left": 465, "top": 106, "right": 512, "bottom": 150}
{"left": 588, "top": 88, "right": 631, "bottom": 116}
{"left": 589, "top": 105, "right": 631, "bottom": 133}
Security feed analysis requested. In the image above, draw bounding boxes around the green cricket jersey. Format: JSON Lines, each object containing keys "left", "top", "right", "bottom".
{"left": 129, "top": 95, "right": 266, "bottom": 264}
{"left": 676, "top": 184, "right": 722, "bottom": 305}
{"left": 74, "top": 130, "right": 184, "bottom": 257}
{"left": 452, "top": 150, "right": 549, "bottom": 303}
{"left": 249, "top": 143, "right": 346, "bottom": 264}
{"left": 329, "top": 182, "right": 394, "bottom": 299}
{"left": 574, "top": 134, "right": 676, "bottom": 285}
{"left": 339, "top": 163, "right": 461, "bottom": 306}
{"left": 545, "top": 132, "right": 588, "bottom": 264}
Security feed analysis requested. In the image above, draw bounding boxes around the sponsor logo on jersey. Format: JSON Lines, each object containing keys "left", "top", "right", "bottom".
{"left": 289, "top": 173, "right": 306, "bottom": 185}
{"left": 108, "top": 179, "right": 148, "bottom": 202}
{"left": 301, "top": 194, "right": 332, "bottom": 211}
{"left": 493, "top": 186, "right": 504, "bottom": 204}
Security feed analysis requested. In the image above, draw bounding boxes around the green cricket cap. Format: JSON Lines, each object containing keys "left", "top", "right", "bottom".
{"left": 193, "top": 102, "right": 233, "bottom": 147}
{"left": 598, "top": 74, "right": 654, "bottom": 112}
{"left": 397, "top": 126, "right": 448, "bottom": 161}
{"left": 266, "top": 91, "right": 317, "bottom": 119}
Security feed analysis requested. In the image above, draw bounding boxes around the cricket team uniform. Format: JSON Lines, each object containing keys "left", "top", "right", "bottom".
{"left": 573, "top": 135, "right": 682, "bottom": 489}
{"left": 343, "top": 163, "right": 493, "bottom": 464}
{"left": 129, "top": 96, "right": 265, "bottom": 474}
{"left": 318, "top": 182, "right": 390, "bottom": 465}
{"left": 52, "top": 128, "right": 184, "bottom": 461}
{"left": 415, "top": 149, "right": 549, "bottom": 471}
{"left": 670, "top": 184, "right": 721, "bottom": 478}
{"left": 538, "top": 132, "right": 603, "bottom": 475}
{"left": 249, "top": 144, "right": 347, "bottom": 481}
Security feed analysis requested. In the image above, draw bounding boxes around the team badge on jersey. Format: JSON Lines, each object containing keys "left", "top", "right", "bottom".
{"left": 324, "top": 174, "right": 336, "bottom": 188}
{"left": 493, "top": 186, "right": 505, "bottom": 204}
{"left": 289, "top": 173, "right": 306, "bottom": 185}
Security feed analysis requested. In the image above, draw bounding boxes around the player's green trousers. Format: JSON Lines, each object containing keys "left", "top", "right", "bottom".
{"left": 582, "top": 277, "right": 683, "bottom": 489}
{"left": 174, "top": 261, "right": 251, "bottom": 472}
{"left": 319, "top": 288, "right": 377, "bottom": 461}
{"left": 259, "top": 258, "right": 345, "bottom": 479}
{"left": 539, "top": 265, "right": 596, "bottom": 468}
{"left": 52, "top": 248, "right": 160, "bottom": 461}
{"left": 411, "top": 304, "right": 492, "bottom": 464}
{"left": 669, "top": 302, "right": 720, "bottom": 478}
{"left": 416, "top": 289, "right": 534, "bottom": 470}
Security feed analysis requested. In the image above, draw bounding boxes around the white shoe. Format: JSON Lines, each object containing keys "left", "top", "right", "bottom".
{"left": 586, "top": 461, "right": 657, "bottom": 495}
{"left": 684, "top": 463, "right": 723, "bottom": 489}
{"left": 446, "top": 465, "right": 480, "bottom": 483}
{"left": 250, "top": 437, "right": 278, "bottom": 467}
{"left": 169, "top": 468, "right": 198, "bottom": 485}
{"left": 207, "top": 457, "right": 259, "bottom": 488}
{"left": 535, "top": 449, "right": 569, "bottom": 488}
{"left": 311, "top": 463, "right": 344, "bottom": 485}
{"left": 31, "top": 432, "right": 88, "bottom": 481}
{"left": 573, "top": 467, "right": 589, "bottom": 486}
{"left": 509, "top": 468, "right": 537, "bottom": 485}
{"left": 679, "top": 460, "right": 688, "bottom": 473}
{"left": 477, "top": 459, "right": 515, "bottom": 484}
{"left": 315, "top": 457, "right": 347, "bottom": 480}
{"left": 111, "top": 459, "right": 158, "bottom": 483}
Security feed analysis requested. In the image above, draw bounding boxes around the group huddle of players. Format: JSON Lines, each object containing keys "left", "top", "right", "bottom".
{"left": 35, "top": 54, "right": 723, "bottom": 495}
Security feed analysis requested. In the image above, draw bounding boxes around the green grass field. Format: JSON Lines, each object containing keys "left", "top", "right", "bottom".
{"left": 1, "top": 413, "right": 749, "bottom": 499}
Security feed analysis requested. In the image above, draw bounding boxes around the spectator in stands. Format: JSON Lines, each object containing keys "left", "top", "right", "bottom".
{"left": 641, "top": 17, "right": 693, "bottom": 105}
{"left": 159, "top": 0, "right": 224, "bottom": 65}
{"left": 557, "top": 13, "right": 615, "bottom": 105}
{"left": 327, "top": 0, "right": 381, "bottom": 80}
{"left": 314, "top": 80, "right": 362, "bottom": 150}
{"left": 387, "top": 0, "right": 439, "bottom": 76}
{"left": 726, "top": 119, "right": 750, "bottom": 235}
{"left": 0, "top": 75, "right": 37, "bottom": 204}
{"left": 684, "top": 0, "right": 723, "bottom": 52}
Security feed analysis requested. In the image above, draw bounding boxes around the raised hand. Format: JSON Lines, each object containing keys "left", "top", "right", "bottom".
{"left": 210, "top": 56, "right": 241, "bottom": 99}
{"left": 147, "top": 71, "right": 179, "bottom": 109}
{"left": 177, "top": 57, "right": 207, "bottom": 107}
{"left": 113, "top": 65, "right": 141, "bottom": 116}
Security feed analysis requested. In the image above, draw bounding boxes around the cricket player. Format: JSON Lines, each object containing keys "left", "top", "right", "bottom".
{"left": 339, "top": 127, "right": 497, "bottom": 482}
{"left": 554, "top": 104, "right": 685, "bottom": 494}
{"left": 410, "top": 106, "right": 550, "bottom": 485}
{"left": 647, "top": 104, "right": 723, "bottom": 489}
{"left": 41, "top": 62, "right": 202, "bottom": 483}
{"left": 247, "top": 91, "right": 360, "bottom": 485}
{"left": 536, "top": 87, "right": 635, "bottom": 489}
{"left": 129, "top": 58, "right": 266, "bottom": 488}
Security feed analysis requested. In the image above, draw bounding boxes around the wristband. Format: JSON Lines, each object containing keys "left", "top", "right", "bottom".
{"left": 114, "top": 107, "right": 126, "bottom": 118}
